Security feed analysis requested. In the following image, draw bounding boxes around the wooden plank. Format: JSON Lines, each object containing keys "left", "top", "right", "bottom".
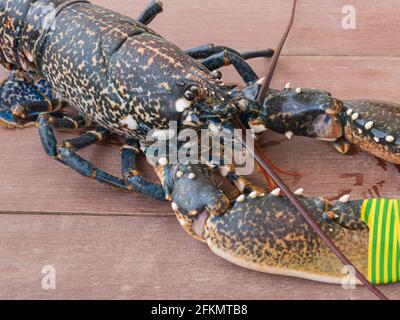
{"left": 0, "top": 213, "right": 398, "bottom": 300}
{"left": 94, "top": 0, "right": 400, "bottom": 56}
{"left": 1, "top": 0, "right": 399, "bottom": 60}
{"left": 1, "top": 56, "right": 400, "bottom": 215}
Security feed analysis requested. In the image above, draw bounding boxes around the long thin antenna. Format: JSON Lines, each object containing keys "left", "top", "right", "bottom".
{"left": 257, "top": 0, "right": 297, "bottom": 105}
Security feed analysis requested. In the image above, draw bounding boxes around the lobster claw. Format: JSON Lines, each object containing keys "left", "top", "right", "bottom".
{"left": 256, "top": 88, "right": 344, "bottom": 141}
{"left": 166, "top": 164, "right": 229, "bottom": 242}
{"left": 202, "top": 194, "right": 369, "bottom": 284}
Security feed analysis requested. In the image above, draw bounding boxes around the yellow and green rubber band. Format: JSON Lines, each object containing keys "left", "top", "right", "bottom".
{"left": 361, "top": 199, "right": 400, "bottom": 285}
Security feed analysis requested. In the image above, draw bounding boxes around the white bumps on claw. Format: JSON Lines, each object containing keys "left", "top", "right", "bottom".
{"left": 295, "top": 87, "right": 302, "bottom": 94}
{"left": 338, "top": 194, "right": 350, "bottom": 203}
{"left": 249, "top": 122, "right": 267, "bottom": 134}
{"left": 346, "top": 109, "right": 353, "bottom": 116}
{"left": 175, "top": 98, "right": 192, "bottom": 112}
{"left": 364, "top": 121, "right": 374, "bottom": 130}
{"left": 285, "top": 82, "right": 291, "bottom": 90}
{"left": 285, "top": 131, "right": 294, "bottom": 140}
{"left": 171, "top": 202, "right": 179, "bottom": 211}
{"left": 249, "top": 191, "right": 258, "bottom": 199}
{"left": 237, "top": 195, "right": 245, "bottom": 202}
{"left": 294, "top": 188, "right": 304, "bottom": 196}
{"left": 271, "top": 188, "right": 281, "bottom": 197}
{"left": 386, "top": 135, "right": 395, "bottom": 143}
{"left": 351, "top": 113, "right": 359, "bottom": 121}
{"left": 257, "top": 77, "right": 265, "bottom": 85}
{"left": 158, "top": 157, "right": 168, "bottom": 166}
{"left": 357, "top": 129, "right": 363, "bottom": 135}
{"left": 188, "top": 173, "right": 196, "bottom": 180}
{"left": 176, "top": 171, "right": 183, "bottom": 178}
{"left": 374, "top": 137, "right": 380, "bottom": 143}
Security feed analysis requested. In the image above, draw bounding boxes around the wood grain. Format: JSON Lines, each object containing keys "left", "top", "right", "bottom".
{"left": 95, "top": 0, "right": 400, "bottom": 56}
{"left": 1, "top": 0, "right": 400, "bottom": 300}
{"left": 1, "top": 214, "right": 398, "bottom": 300}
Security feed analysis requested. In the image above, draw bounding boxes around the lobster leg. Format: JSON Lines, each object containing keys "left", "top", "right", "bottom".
{"left": 186, "top": 45, "right": 272, "bottom": 85}
{"left": 11, "top": 99, "right": 67, "bottom": 124}
{"left": 217, "top": 163, "right": 264, "bottom": 195}
{"left": 186, "top": 44, "right": 273, "bottom": 60}
{"left": 136, "top": 0, "right": 163, "bottom": 25}
{"left": 38, "top": 113, "right": 165, "bottom": 200}
{"left": 38, "top": 113, "right": 127, "bottom": 190}
{"left": 202, "top": 51, "right": 260, "bottom": 85}
{"left": 0, "top": 70, "right": 57, "bottom": 128}
{"left": 121, "top": 139, "right": 166, "bottom": 200}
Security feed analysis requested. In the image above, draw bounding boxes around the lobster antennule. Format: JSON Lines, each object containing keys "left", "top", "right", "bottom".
{"left": 257, "top": 0, "right": 297, "bottom": 105}
{"left": 233, "top": 116, "right": 300, "bottom": 191}
{"left": 254, "top": 142, "right": 301, "bottom": 178}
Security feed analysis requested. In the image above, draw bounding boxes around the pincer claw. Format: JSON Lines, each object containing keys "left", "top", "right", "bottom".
{"left": 161, "top": 164, "right": 229, "bottom": 241}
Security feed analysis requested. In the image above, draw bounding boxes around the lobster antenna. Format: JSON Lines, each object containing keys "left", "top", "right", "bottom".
{"left": 256, "top": 0, "right": 297, "bottom": 105}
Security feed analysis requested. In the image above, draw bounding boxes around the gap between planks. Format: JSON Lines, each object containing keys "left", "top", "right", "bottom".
{"left": 0, "top": 210, "right": 172, "bottom": 218}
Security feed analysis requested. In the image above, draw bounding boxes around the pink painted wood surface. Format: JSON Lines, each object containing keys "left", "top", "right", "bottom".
{"left": 0, "top": 0, "right": 399, "bottom": 299}
{"left": 0, "top": 214, "right": 397, "bottom": 300}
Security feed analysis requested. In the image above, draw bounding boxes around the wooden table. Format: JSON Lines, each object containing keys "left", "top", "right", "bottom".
{"left": 1, "top": 0, "right": 400, "bottom": 299}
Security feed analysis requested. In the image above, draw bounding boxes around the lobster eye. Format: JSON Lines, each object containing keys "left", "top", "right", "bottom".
{"left": 189, "top": 85, "right": 200, "bottom": 95}
{"left": 184, "top": 85, "right": 200, "bottom": 101}
{"left": 184, "top": 89, "right": 196, "bottom": 101}
{"left": 211, "top": 70, "right": 222, "bottom": 80}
